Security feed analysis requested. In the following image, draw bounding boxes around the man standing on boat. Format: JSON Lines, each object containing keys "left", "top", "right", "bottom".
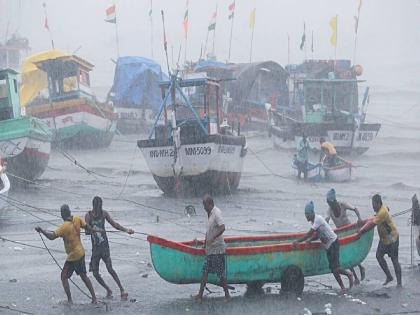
{"left": 85, "top": 196, "right": 134, "bottom": 300}
{"left": 359, "top": 194, "right": 402, "bottom": 287}
{"left": 193, "top": 194, "right": 231, "bottom": 302}
{"left": 35, "top": 204, "right": 100, "bottom": 304}
{"left": 319, "top": 138, "right": 338, "bottom": 166}
{"left": 296, "top": 134, "right": 311, "bottom": 179}
{"left": 293, "top": 201, "right": 353, "bottom": 294}
{"left": 325, "top": 188, "right": 365, "bottom": 285}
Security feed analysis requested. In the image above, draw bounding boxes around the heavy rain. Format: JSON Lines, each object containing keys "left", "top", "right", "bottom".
{"left": 0, "top": 0, "right": 420, "bottom": 314}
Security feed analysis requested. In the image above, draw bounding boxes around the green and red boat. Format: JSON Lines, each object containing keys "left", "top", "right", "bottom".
{"left": 148, "top": 221, "right": 373, "bottom": 294}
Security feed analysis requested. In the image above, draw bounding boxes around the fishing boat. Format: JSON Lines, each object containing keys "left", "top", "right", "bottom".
{"left": 107, "top": 56, "right": 165, "bottom": 134}
{"left": 22, "top": 51, "right": 117, "bottom": 148}
{"left": 292, "top": 156, "right": 352, "bottom": 182}
{"left": 137, "top": 74, "right": 247, "bottom": 195}
{"left": 0, "top": 68, "right": 51, "bottom": 182}
{"left": 192, "top": 60, "right": 289, "bottom": 131}
{"left": 148, "top": 221, "right": 374, "bottom": 294}
{"left": 270, "top": 60, "right": 381, "bottom": 155}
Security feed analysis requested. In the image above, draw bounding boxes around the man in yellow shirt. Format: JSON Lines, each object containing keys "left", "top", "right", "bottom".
{"left": 319, "top": 137, "right": 338, "bottom": 166}
{"left": 359, "top": 194, "right": 402, "bottom": 287}
{"left": 35, "top": 204, "right": 102, "bottom": 304}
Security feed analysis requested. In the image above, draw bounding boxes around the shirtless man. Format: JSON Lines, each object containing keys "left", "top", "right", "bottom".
{"left": 325, "top": 188, "right": 365, "bottom": 284}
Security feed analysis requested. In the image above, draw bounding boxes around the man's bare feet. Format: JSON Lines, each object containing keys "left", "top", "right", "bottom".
{"left": 354, "top": 278, "right": 360, "bottom": 286}
{"left": 106, "top": 290, "right": 113, "bottom": 299}
{"left": 396, "top": 283, "right": 402, "bottom": 288}
{"left": 120, "top": 291, "right": 128, "bottom": 301}
{"left": 359, "top": 266, "right": 366, "bottom": 281}
{"left": 340, "top": 288, "right": 347, "bottom": 295}
{"left": 383, "top": 276, "right": 393, "bottom": 286}
{"left": 224, "top": 295, "right": 231, "bottom": 302}
{"left": 191, "top": 294, "right": 203, "bottom": 303}
{"left": 91, "top": 299, "right": 98, "bottom": 304}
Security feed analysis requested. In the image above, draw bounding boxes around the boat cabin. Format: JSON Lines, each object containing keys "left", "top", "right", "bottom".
{"left": 0, "top": 69, "right": 21, "bottom": 121}
{"left": 297, "top": 78, "right": 363, "bottom": 124}
{"left": 34, "top": 55, "right": 94, "bottom": 102}
{"left": 0, "top": 35, "right": 31, "bottom": 71}
{"left": 151, "top": 76, "right": 224, "bottom": 143}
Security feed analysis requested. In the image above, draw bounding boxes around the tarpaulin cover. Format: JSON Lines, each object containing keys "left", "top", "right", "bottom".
{"left": 108, "top": 56, "right": 165, "bottom": 111}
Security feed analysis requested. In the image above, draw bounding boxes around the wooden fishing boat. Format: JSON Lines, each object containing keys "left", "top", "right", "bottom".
{"left": 148, "top": 221, "right": 373, "bottom": 294}
{"left": 22, "top": 51, "right": 117, "bottom": 148}
{"left": 270, "top": 60, "right": 381, "bottom": 155}
{"left": 137, "top": 75, "right": 247, "bottom": 196}
{"left": 292, "top": 156, "right": 352, "bottom": 182}
{"left": 0, "top": 69, "right": 51, "bottom": 182}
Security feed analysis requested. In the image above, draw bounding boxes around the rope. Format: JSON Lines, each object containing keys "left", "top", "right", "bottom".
{"left": 37, "top": 233, "right": 93, "bottom": 301}
{"left": 0, "top": 236, "right": 65, "bottom": 253}
{"left": 0, "top": 305, "right": 36, "bottom": 315}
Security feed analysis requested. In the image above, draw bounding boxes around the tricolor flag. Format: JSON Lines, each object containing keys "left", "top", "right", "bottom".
{"left": 249, "top": 8, "right": 256, "bottom": 28}
{"left": 208, "top": 8, "right": 217, "bottom": 31}
{"left": 329, "top": 16, "right": 337, "bottom": 47}
{"left": 182, "top": 0, "right": 189, "bottom": 39}
{"left": 228, "top": 1, "right": 235, "bottom": 20}
{"left": 105, "top": 4, "right": 116, "bottom": 23}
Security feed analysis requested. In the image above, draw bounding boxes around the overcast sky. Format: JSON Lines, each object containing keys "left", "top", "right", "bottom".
{"left": 1, "top": 0, "right": 419, "bottom": 88}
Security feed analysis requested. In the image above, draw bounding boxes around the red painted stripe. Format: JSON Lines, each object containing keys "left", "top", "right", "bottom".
{"left": 34, "top": 103, "right": 117, "bottom": 121}
{"left": 23, "top": 147, "right": 50, "bottom": 160}
{"left": 147, "top": 219, "right": 373, "bottom": 256}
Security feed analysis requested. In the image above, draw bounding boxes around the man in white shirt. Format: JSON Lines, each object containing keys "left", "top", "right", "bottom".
{"left": 293, "top": 201, "right": 353, "bottom": 294}
{"left": 192, "top": 194, "right": 230, "bottom": 303}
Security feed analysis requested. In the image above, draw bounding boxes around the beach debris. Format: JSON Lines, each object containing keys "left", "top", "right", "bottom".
{"left": 141, "top": 273, "right": 148, "bottom": 278}
{"left": 147, "top": 263, "right": 152, "bottom": 268}
{"left": 13, "top": 246, "right": 23, "bottom": 251}
{"left": 401, "top": 303, "right": 408, "bottom": 308}
{"left": 246, "top": 218, "right": 257, "bottom": 223}
{"left": 9, "top": 279, "right": 17, "bottom": 283}
{"left": 367, "top": 292, "right": 390, "bottom": 299}
{"left": 297, "top": 297, "right": 302, "bottom": 301}
{"left": 139, "top": 260, "right": 146, "bottom": 264}
{"left": 265, "top": 286, "right": 272, "bottom": 293}
{"left": 265, "top": 221, "right": 273, "bottom": 226}
{"left": 136, "top": 252, "right": 141, "bottom": 256}
{"left": 324, "top": 303, "right": 332, "bottom": 315}
{"left": 185, "top": 307, "right": 190, "bottom": 312}
{"left": 351, "top": 298, "right": 366, "bottom": 305}
{"left": 25, "top": 297, "right": 31, "bottom": 301}
{"left": 130, "top": 298, "right": 136, "bottom": 303}
{"left": 185, "top": 205, "right": 196, "bottom": 216}
{"left": 303, "top": 307, "right": 312, "bottom": 315}
{"left": 326, "top": 292, "right": 338, "bottom": 296}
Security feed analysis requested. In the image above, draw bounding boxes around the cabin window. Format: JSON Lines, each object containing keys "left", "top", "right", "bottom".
{"left": 0, "top": 79, "right": 8, "bottom": 98}
{"left": 13, "top": 79, "right": 18, "bottom": 94}
{"left": 79, "top": 70, "right": 90, "bottom": 87}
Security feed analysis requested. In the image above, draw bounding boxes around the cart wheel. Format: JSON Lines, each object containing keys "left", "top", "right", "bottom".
{"left": 245, "top": 281, "right": 265, "bottom": 295}
{"left": 281, "top": 265, "right": 304, "bottom": 296}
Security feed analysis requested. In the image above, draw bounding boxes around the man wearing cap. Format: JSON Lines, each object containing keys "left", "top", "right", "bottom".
{"left": 295, "top": 134, "right": 311, "bottom": 179}
{"left": 35, "top": 204, "right": 102, "bottom": 304}
{"left": 325, "top": 188, "right": 365, "bottom": 284}
{"left": 359, "top": 194, "right": 401, "bottom": 287}
{"left": 293, "top": 201, "right": 353, "bottom": 294}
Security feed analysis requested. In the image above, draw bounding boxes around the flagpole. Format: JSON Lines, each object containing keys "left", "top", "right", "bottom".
{"left": 334, "top": 15, "right": 337, "bottom": 71}
{"left": 249, "top": 23, "right": 254, "bottom": 63}
{"left": 227, "top": 1, "right": 235, "bottom": 62}
{"left": 353, "top": 0, "right": 362, "bottom": 65}
{"left": 42, "top": 3, "right": 54, "bottom": 49}
{"left": 114, "top": 2, "right": 120, "bottom": 58}
{"left": 150, "top": 0, "right": 154, "bottom": 59}
{"left": 212, "top": 5, "right": 218, "bottom": 57}
{"left": 183, "top": 0, "right": 189, "bottom": 65}
{"left": 204, "top": 29, "right": 209, "bottom": 58}
{"left": 311, "top": 30, "right": 314, "bottom": 60}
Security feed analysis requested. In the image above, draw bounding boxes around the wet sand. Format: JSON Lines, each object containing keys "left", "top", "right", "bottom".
{"left": 1, "top": 88, "right": 420, "bottom": 314}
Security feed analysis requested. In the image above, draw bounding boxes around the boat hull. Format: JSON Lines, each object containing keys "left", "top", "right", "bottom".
{"left": 271, "top": 122, "right": 381, "bottom": 155}
{"left": 0, "top": 117, "right": 51, "bottom": 182}
{"left": 138, "top": 135, "right": 247, "bottom": 195}
{"left": 292, "top": 160, "right": 352, "bottom": 182}
{"left": 148, "top": 222, "right": 374, "bottom": 285}
{"left": 0, "top": 173, "right": 10, "bottom": 209}
{"left": 27, "top": 98, "right": 117, "bottom": 149}
{"left": 115, "top": 107, "right": 154, "bottom": 134}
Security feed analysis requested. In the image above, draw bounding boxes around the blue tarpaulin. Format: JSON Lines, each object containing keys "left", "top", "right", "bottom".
{"left": 108, "top": 56, "right": 166, "bottom": 111}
